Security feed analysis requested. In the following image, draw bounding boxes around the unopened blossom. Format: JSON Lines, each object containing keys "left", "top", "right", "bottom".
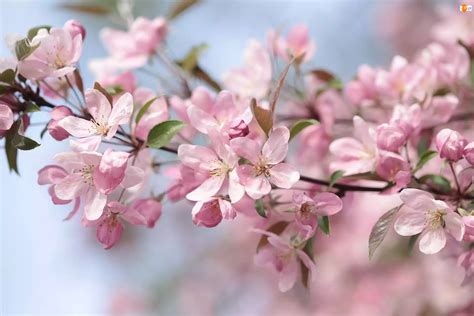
{"left": 192, "top": 197, "right": 236, "bottom": 228}
{"left": 230, "top": 126, "right": 300, "bottom": 199}
{"left": 59, "top": 88, "right": 133, "bottom": 147}
{"left": 178, "top": 130, "right": 244, "bottom": 203}
{"left": 47, "top": 105, "right": 72, "bottom": 141}
{"left": 293, "top": 192, "right": 343, "bottom": 238}
{"left": 98, "top": 16, "right": 167, "bottom": 70}
{"left": 254, "top": 228, "right": 316, "bottom": 292}
{"left": 394, "top": 189, "right": 465, "bottom": 254}
{"left": 435, "top": 128, "right": 467, "bottom": 162}
{"left": 376, "top": 123, "right": 407, "bottom": 152}
{"left": 129, "top": 198, "right": 162, "bottom": 228}
{"left": 64, "top": 19, "right": 86, "bottom": 40}
{"left": 329, "top": 116, "right": 377, "bottom": 175}
{"left": 18, "top": 27, "right": 82, "bottom": 80}
{"left": 0, "top": 103, "right": 13, "bottom": 132}
{"left": 464, "top": 142, "right": 474, "bottom": 165}
{"left": 376, "top": 151, "right": 411, "bottom": 193}
{"left": 267, "top": 24, "right": 316, "bottom": 63}
{"left": 223, "top": 39, "right": 272, "bottom": 100}
{"left": 96, "top": 201, "right": 148, "bottom": 249}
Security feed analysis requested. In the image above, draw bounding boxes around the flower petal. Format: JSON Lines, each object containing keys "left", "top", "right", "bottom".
{"left": 313, "top": 192, "right": 343, "bottom": 216}
{"left": 444, "top": 212, "right": 465, "bottom": 241}
{"left": 85, "top": 89, "right": 111, "bottom": 123}
{"left": 262, "top": 126, "right": 290, "bottom": 164}
{"left": 186, "top": 175, "right": 225, "bottom": 201}
{"left": 419, "top": 228, "right": 446, "bottom": 254}
{"left": 54, "top": 173, "right": 86, "bottom": 200}
{"left": 394, "top": 210, "right": 426, "bottom": 236}
{"left": 58, "top": 116, "right": 95, "bottom": 137}
{"left": 399, "top": 188, "right": 436, "bottom": 211}
{"left": 178, "top": 144, "right": 218, "bottom": 170}
{"left": 269, "top": 163, "right": 300, "bottom": 189}
{"left": 108, "top": 92, "right": 133, "bottom": 126}
{"left": 230, "top": 137, "right": 260, "bottom": 164}
{"left": 83, "top": 189, "right": 107, "bottom": 221}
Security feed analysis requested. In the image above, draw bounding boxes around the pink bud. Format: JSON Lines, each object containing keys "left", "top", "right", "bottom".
{"left": 435, "top": 128, "right": 467, "bottom": 162}
{"left": 129, "top": 198, "right": 162, "bottom": 228}
{"left": 228, "top": 119, "right": 249, "bottom": 139}
{"left": 191, "top": 199, "right": 233, "bottom": 228}
{"left": 48, "top": 106, "right": 73, "bottom": 141}
{"left": 64, "top": 19, "right": 86, "bottom": 40}
{"left": 376, "top": 123, "right": 406, "bottom": 152}
{"left": 0, "top": 103, "right": 14, "bottom": 132}
{"left": 464, "top": 142, "right": 474, "bottom": 165}
{"left": 375, "top": 151, "right": 409, "bottom": 181}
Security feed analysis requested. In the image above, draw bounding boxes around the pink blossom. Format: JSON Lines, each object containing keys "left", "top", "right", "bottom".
{"left": 64, "top": 19, "right": 86, "bottom": 40}
{"left": 329, "top": 116, "right": 377, "bottom": 175}
{"left": 375, "top": 151, "right": 410, "bottom": 181}
{"left": 223, "top": 40, "right": 272, "bottom": 100}
{"left": 394, "top": 189, "right": 465, "bottom": 254}
{"left": 463, "top": 142, "right": 474, "bottom": 165}
{"left": 52, "top": 150, "right": 142, "bottom": 220}
{"left": 187, "top": 89, "right": 252, "bottom": 137}
{"left": 293, "top": 192, "right": 343, "bottom": 238}
{"left": 230, "top": 126, "right": 300, "bottom": 199}
{"left": 345, "top": 65, "right": 379, "bottom": 107}
{"left": 376, "top": 123, "right": 407, "bottom": 152}
{"left": 96, "top": 201, "right": 147, "bottom": 249}
{"left": 462, "top": 216, "right": 474, "bottom": 242}
{"left": 133, "top": 87, "right": 168, "bottom": 140}
{"left": 47, "top": 105, "right": 72, "bottom": 141}
{"left": 59, "top": 88, "right": 133, "bottom": 147}
{"left": 421, "top": 94, "right": 459, "bottom": 128}
{"left": 389, "top": 103, "right": 421, "bottom": 138}
{"left": 99, "top": 17, "right": 167, "bottom": 70}
{"left": 192, "top": 198, "right": 236, "bottom": 228}
{"left": 0, "top": 103, "right": 13, "bottom": 132}
{"left": 129, "top": 198, "right": 162, "bottom": 228}
{"left": 435, "top": 128, "right": 467, "bottom": 162}
{"left": 458, "top": 249, "right": 474, "bottom": 286}
{"left": 178, "top": 130, "right": 244, "bottom": 203}
{"left": 253, "top": 228, "right": 316, "bottom": 292}
{"left": 18, "top": 27, "right": 82, "bottom": 80}
{"left": 268, "top": 25, "right": 316, "bottom": 63}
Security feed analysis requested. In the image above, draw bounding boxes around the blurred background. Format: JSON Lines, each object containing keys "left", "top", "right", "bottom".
{"left": 1, "top": 0, "right": 473, "bottom": 315}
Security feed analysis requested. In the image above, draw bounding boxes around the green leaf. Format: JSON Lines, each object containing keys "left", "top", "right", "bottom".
{"left": 250, "top": 98, "right": 273, "bottom": 136}
{"left": 418, "top": 174, "right": 452, "bottom": 193}
{"left": 256, "top": 221, "right": 289, "bottom": 251}
{"left": 368, "top": 205, "right": 401, "bottom": 259}
{"left": 15, "top": 38, "right": 39, "bottom": 61}
{"left": 25, "top": 102, "right": 41, "bottom": 113}
{"left": 135, "top": 97, "right": 158, "bottom": 124}
{"left": 4, "top": 127, "right": 19, "bottom": 174}
{"left": 329, "top": 170, "right": 345, "bottom": 188}
{"left": 327, "top": 79, "right": 343, "bottom": 90}
{"left": 0, "top": 69, "right": 15, "bottom": 85}
{"left": 415, "top": 150, "right": 438, "bottom": 172}
{"left": 10, "top": 120, "right": 40, "bottom": 150}
{"left": 177, "top": 43, "right": 208, "bottom": 72}
{"left": 317, "top": 216, "right": 330, "bottom": 235}
{"left": 146, "top": 120, "right": 186, "bottom": 149}
{"left": 289, "top": 119, "right": 319, "bottom": 141}
{"left": 417, "top": 132, "right": 431, "bottom": 156}
{"left": 255, "top": 199, "right": 267, "bottom": 218}
{"left": 27, "top": 25, "right": 51, "bottom": 41}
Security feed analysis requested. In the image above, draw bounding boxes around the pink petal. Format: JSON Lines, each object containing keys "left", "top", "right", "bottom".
{"left": 85, "top": 89, "right": 111, "bottom": 123}
{"left": 83, "top": 189, "right": 107, "bottom": 221}
{"left": 37, "top": 165, "right": 67, "bottom": 185}
{"left": 69, "top": 136, "right": 101, "bottom": 152}
{"left": 228, "top": 169, "right": 245, "bottom": 203}
{"left": 121, "top": 165, "right": 145, "bottom": 188}
{"left": 58, "top": 116, "right": 95, "bottom": 137}
{"left": 444, "top": 212, "right": 465, "bottom": 241}
{"left": 178, "top": 144, "right": 218, "bottom": 170}
{"left": 108, "top": 92, "right": 133, "bottom": 126}
{"left": 0, "top": 104, "right": 13, "bottom": 131}
{"left": 191, "top": 199, "right": 223, "bottom": 227}
{"left": 269, "top": 163, "right": 300, "bottom": 189}
{"left": 394, "top": 210, "right": 426, "bottom": 236}
{"left": 218, "top": 199, "right": 237, "bottom": 220}
{"left": 399, "top": 189, "right": 436, "bottom": 211}
{"left": 54, "top": 173, "right": 86, "bottom": 200}
{"left": 96, "top": 218, "right": 123, "bottom": 249}
{"left": 419, "top": 228, "right": 446, "bottom": 254}
{"left": 186, "top": 175, "right": 225, "bottom": 201}
{"left": 187, "top": 105, "right": 217, "bottom": 134}
{"left": 262, "top": 126, "right": 290, "bottom": 164}
{"left": 237, "top": 165, "right": 271, "bottom": 199}
{"left": 93, "top": 149, "right": 129, "bottom": 194}
{"left": 278, "top": 257, "right": 298, "bottom": 292}
{"left": 296, "top": 249, "right": 317, "bottom": 282}
{"left": 313, "top": 192, "right": 343, "bottom": 216}
{"left": 63, "top": 198, "right": 81, "bottom": 221}
{"left": 229, "top": 137, "right": 260, "bottom": 164}
{"left": 129, "top": 198, "right": 162, "bottom": 228}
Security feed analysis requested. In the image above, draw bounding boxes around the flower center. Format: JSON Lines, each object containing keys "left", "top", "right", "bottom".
{"left": 254, "top": 157, "right": 271, "bottom": 177}
{"left": 426, "top": 210, "right": 446, "bottom": 229}
{"left": 80, "top": 164, "right": 95, "bottom": 185}
{"left": 90, "top": 118, "right": 109, "bottom": 135}
{"left": 209, "top": 160, "right": 230, "bottom": 177}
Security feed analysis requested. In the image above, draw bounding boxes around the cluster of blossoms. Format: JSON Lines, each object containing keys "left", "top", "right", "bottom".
{"left": 0, "top": 5, "right": 473, "bottom": 294}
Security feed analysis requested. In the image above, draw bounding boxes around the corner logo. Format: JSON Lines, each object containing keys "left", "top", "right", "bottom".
{"left": 460, "top": 3, "right": 472, "bottom": 12}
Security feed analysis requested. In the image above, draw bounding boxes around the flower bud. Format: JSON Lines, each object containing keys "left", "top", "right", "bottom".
{"left": 48, "top": 106, "right": 73, "bottom": 141}
{"left": 64, "top": 19, "right": 86, "bottom": 40}
{"left": 464, "top": 142, "right": 474, "bottom": 165}
{"left": 376, "top": 123, "right": 406, "bottom": 152}
{"left": 129, "top": 198, "right": 162, "bottom": 228}
{"left": 435, "top": 128, "right": 467, "bottom": 162}
{"left": 228, "top": 119, "right": 249, "bottom": 139}
{"left": 0, "top": 103, "right": 14, "bottom": 132}
{"left": 375, "top": 151, "right": 409, "bottom": 181}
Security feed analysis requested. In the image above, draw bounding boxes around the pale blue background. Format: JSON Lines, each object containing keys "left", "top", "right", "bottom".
{"left": 0, "top": 0, "right": 393, "bottom": 314}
